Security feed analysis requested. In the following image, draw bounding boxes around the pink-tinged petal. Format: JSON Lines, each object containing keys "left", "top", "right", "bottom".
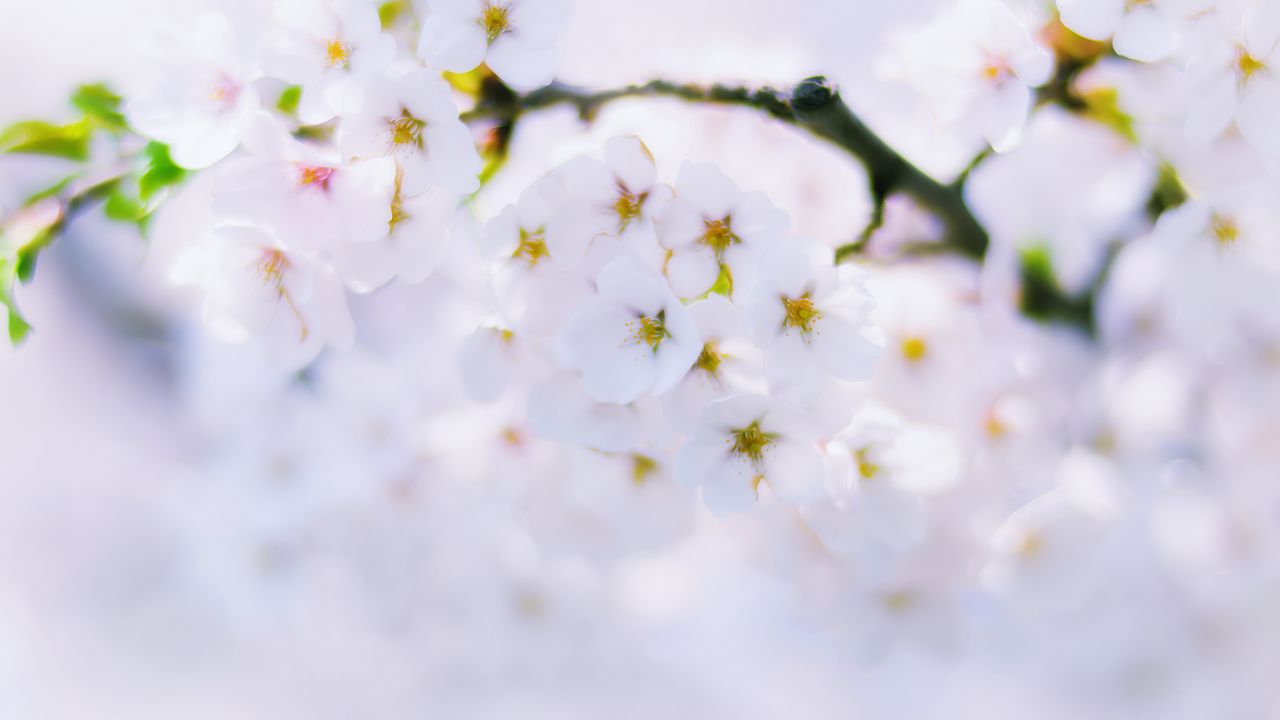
{"left": 1113, "top": 6, "right": 1176, "bottom": 63}
{"left": 487, "top": 36, "right": 558, "bottom": 89}
{"left": 417, "top": 15, "right": 488, "bottom": 72}
{"left": 1183, "top": 75, "right": 1237, "bottom": 145}
{"left": 978, "top": 80, "right": 1031, "bottom": 152}
{"left": 761, "top": 440, "right": 825, "bottom": 505}
{"left": 655, "top": 197, "right": 707, "bottom": 250}
{"left": 811, "top": 315, "right": 883, "bottom": 381}
{"left": 596, "top": 258, "right": 668, "bottom": 314}
{"left": 665, "top": 249, "right": 719, "bottom": 299}
{"left": 688, "top": 294, "right": 748, "bottom": 341}
{"left": 1236, "top": 78, "right": 1280, "bottom": 157}
{"left": 457, "top": 327, "right": 513, "bottom": 402}
{"left": 675, "top": 161, "right": 738, "bottom": 218}
{"left": 605, "top": 136, "right": 657, "bottom": 193}
{"left": 1057, "top": 0, "right": 1125, "bottom": 41}
{"left": 701, "top": 455, "right": 760, "bottom": 514}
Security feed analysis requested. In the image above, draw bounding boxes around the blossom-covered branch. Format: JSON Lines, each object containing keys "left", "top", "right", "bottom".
{"left": 466, "top": 76, "right": 990, "bottom": 259}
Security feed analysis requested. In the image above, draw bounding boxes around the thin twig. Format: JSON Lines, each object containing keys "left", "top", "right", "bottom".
{"left": 464, "top": 76, "right": 990, "bottom": 259}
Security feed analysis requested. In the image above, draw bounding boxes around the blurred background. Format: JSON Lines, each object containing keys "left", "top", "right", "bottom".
{"left": 2, "top": 0, "right": 1277, "bottom": 718}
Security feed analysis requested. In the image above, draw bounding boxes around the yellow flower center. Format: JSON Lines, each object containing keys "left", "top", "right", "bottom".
{"left": 781, "top": 294, "right": 821, "bottom": 334}
{"left": 296, "top": 164, "right": 335, "bottom": 190}
{"left": 389, "top": 170, "right": 410, "bottom": 232}
{"left": 694, "top": 340, "right": 723, "bottom": 375}
{"left": 627, "top": 312, "right": 670, "bottom": 351}
{"left": 980, "top": 52, "right": 1010, "bottom": 83}
{"left": 900, "top": 336, "right": 928, "bottom": 363}
{"left": 479, "top": 2, "right": 513, "bottom": 43}
{"left": 512, "top": 227, "right": 549, "bottom": 267}
{"left": 1237, "top": 45, "right": 1267, "bottom": 83}
{"left": 698, "top": 216, "right": 740, "bottom": 260}
{"left": 1210, "top": 213, "right": 1239, "bottom": 247}
{"left": 631, "top": 454, "right": 658, "bottom": 485}
{"left": 728, "top": 420, "right": 775, "bottom": 465}
{"left": 1017, "top": 531, "right": 1044, "bottom": 558}
{"left": 325, "top": 38, "right": 352, "bottom": 69}
{"left": 613, "top": 185, "right": 648, "bottom": 233}
{"left": 389, "top": 110, "right": 426, "bottom": 148}
{"left": 257, "top": 249, "right": 309, "bottom": 341}
{"left": 854, "top": 447, "right": 880, "bottom": 480}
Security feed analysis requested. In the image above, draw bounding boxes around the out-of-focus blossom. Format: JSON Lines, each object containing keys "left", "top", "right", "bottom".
{"left": 417, "top": 0, "right": 574, "bottom": 89}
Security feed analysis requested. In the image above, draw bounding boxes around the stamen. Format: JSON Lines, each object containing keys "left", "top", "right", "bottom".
{"left": 698, "top": 215, "right": 740, "bottom": 260}
{"left": 613, "top": 184, "right": 648, "bottom": 233}
{"left": 781, "top": 294, "right": 821, "bottom": 334}
{"left": 479, "top": 2, "right": 513, "bottom": 43}
{"left": 257, "top": 249, "right": 309, "bottom": 341}
{"left": 631, "top": 454, "right": 658, "bottom": 485}
{"left": 854, "top": 447, "right": 880, "bottom": 480}
{"left": 1211, "top": 213, "right": 1240, "bottom": 247}
{"left": 627, "top": 311, "right": 670, "bottom": 351}
{"left": 900, "top": 336, "right": 928, "bottom": 363}
{"left": 512, "top": 227, "right": 549, "bottom": 267}
{"left": 325, "top": 38, "right": 352, "bottom": 69}
{"left": 1236, "top": 45, "right": 1266, "bottom": 83}
{"left": 727, "top": 420, "right": 776, "bottom": 464}
{"left": 296, "top": 164, "right": 336, "bottom": 191}
{"left": 694, "top": 340, "right": 723, "bottom": 375}
{"left": 389, "top": 109, "right": 426, "bottom": 149}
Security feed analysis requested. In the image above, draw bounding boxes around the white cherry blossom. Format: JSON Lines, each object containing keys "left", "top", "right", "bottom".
{"left": 556, "top": 257, "right": 701, "bottom": 404}
{"left": 126, "top": 13, "right": 259, "bottom": 169}
{"left": 654, "top": 161, "right": 788, "bottom": 299}
{"left": 416, "top": 0, "right": 574, "bottom": 89}
{"left": 674, "top": 394, "right": 825, "bottom": 514}
{"left": 336, "top": 68, "right": 481, "bottom": 195}
{"left": 212, "top": 119, "right": 395, "bottom": 256}
{"left": 746, "top": 242, "right": 881, "bottom": 401}
{"left": 898, "top": 0, "right": 1054, "bottom": 151}
{"left": 660, "top": 294, "right": 766, "bottom": 434}
{"left": 171, "top": 223, "right": 354, "bottom": 370}
{"left": 1057, "top": 0, "right": 1192, "bottom": 62}
{"left": 262, "top": 0, "right": 396, "bottom": 123}
{"left": 1183, "top": 1, "right": 1280, "bottom": 154}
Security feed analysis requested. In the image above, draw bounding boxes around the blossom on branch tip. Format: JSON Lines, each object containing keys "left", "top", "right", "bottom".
{"left": 556, "top": 257, "right": 701, "bottom": 404}
{"left": 746, "top": 243, "right": 881, "bottom": 402}
{"left": 674, "top": 394, "right": 825, "bottom": 514}
{"left": 172, "top": 224, "right": 354, "bottom": 370}
{"left": 417, "top": 0, "right": 574, "bottom": 90}
{"left": 127, "top": 13, "right": 259, "bottom": 169}
{"left": 654, "top": 161, "right": 788, "bottom": 300}
{"left": 336, "top": 68, "right": 481, "bottom": 195}
{"left": 263, "top": 0, "right": 396, "bottom": 123}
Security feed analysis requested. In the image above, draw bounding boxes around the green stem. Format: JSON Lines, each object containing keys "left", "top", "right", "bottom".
{"left": 464, "top": 76, "right": 990, "bottom": 259}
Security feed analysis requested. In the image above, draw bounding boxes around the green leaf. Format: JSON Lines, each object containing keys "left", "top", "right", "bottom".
{"left": 0, "top": 118, "right": 91, "bottom": 161}
{"left": 138, "top": 141, "right": 187, "bottom": 200}
{"left": 1147, "top": 161, "right": 1189, "bottom": 219}
{"left": 104, "top": 189, "right": 147, "bottom": 224}
{"left": 0, "top": 258, "right": 31, "bottom": 344}
{"left": 1018, "top": 244, "right": 1095, "bottom": 336}
{"left": 70, "top": 82, "right": 127, "bottom": 132}
{"left": 378, "top": 0, "right": 410, "bottom": 28}
{"left": 1079, "top": 87, "right": 1138, "bottom": 144}
{"left": 277, "top": 85, "right": 303, "bottom": 115}
{"left": 23, "top": 175, "right": 77, "bottom": 207}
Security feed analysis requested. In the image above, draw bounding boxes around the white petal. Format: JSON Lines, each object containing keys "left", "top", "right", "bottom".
{"left": 1113, "top": 6, "right": 1177, "bottom": 63}
{"left": 761, "top": 440, "right": 824, "bottom": 505}
{"left": 417, "top": 15, "right": 487, "bottom": 72}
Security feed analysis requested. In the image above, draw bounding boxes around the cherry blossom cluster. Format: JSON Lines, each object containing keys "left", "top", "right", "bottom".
{"left": 125, "top": 0, "right": 571, "bottom": 368}
{"left": 5, "top": 0, "right": 1280, "bottom": 714}
{"left": 459, "top": 139, "right": 884, "bottom": 512}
